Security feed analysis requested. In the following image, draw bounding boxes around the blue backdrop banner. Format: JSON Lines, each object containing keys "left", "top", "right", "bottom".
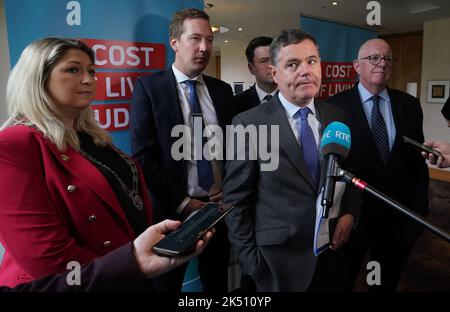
{"left": 4, "top": 0, "right": 202, "bottom": 154}
{"left": 300, "top": 15, "right": 377, "bottom": 99}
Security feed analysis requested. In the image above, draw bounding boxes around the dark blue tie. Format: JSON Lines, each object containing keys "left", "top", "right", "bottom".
{"left": 294, "top": 107, "right": 319, "bottom": 186}
{"left": 185, "top": 80, "right": 214, "bottom": 192}
{"left": 371, "top": 95, "right": 390, "bottom": 164}
{"left": 262, "top": 94, "right": 273, "bottom": 103}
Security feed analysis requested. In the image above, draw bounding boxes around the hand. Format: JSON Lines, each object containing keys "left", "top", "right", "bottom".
{"left": 330, "top": 214, "right": 354, "bottom": 250}
{"left": 132, "top": 219, "right": 214, "bottom": 279}
{"left": 209, "top": 191, "right": 223, "bottom": 203}
{"left": 422, "top": 141, "right": 450, "bottom": 168}
{"left": 182, "top": 198, "right": 207, "bottom": 217}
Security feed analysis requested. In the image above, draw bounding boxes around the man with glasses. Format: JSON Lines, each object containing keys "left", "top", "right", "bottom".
{"left": 327, "top": 39, "right": 429, "bottom": 291}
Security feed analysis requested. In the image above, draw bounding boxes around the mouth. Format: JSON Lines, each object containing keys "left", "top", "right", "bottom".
{"left": 298, "top": 81, "right": 314, "bottom": 86}
{"left": 77, "top": 91, "right": 93, "bottom": 96}
{"left": 194, "top": 56, "right": 208, "bottom": 62}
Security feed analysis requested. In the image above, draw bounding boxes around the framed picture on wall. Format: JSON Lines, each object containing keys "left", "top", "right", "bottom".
{"left": 427, "top": 80, "right": 450, "bottom": 103}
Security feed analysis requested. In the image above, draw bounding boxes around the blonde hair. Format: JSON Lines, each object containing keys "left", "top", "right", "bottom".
{"left": 1, "top": 37, "right": 111, "bottom": 151}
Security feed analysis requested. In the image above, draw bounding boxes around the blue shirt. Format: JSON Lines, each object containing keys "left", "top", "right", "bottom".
{"left": 357, "top": 83, "right": 396, "bottom": 150}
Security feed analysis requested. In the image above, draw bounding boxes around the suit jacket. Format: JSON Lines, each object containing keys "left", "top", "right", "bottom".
{"left": 2, "top": 243, "right": 152, "bottom": 292}
{"left": 0, "top": 125, "right": 152, "bottom": 288}
{"left": 223, "top": 95, "right": 361, "bottom": 291}
{"left": 232, "top": 85, "right": 260, "bottom": 116}
{"left": 327, "top": 86, "right": 429, "bottom": 244}
{"left": 130, "top": 68, "right": 234, "bottom": 221}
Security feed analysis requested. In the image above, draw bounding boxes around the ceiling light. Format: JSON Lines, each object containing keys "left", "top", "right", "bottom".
{"left": 211, "top": 25, "right": 229, "bottom": 33}
{"left": 238, "top": 27, "right": 243, "bottom": 31}
{"left": 225, "top": 40, "right": 229, "bottom": 43}
{"left": 332, "top": 1, "right": 338, "bottom": 5}
{"left": 204, "top": 3, "right": 213, "bottom": 9}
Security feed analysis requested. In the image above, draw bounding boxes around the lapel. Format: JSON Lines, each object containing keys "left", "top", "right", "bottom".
{"left": 163, "top": 69, "right": 185, "bottom": 128}
{"left": 264, "top": 97, "right": 317, "bottom": 193}
{"left": 45, "top": 140, "right": 134, "bottom": 235}
{"left": 348, "top": 86, "right": 386, "bottom": 164}
{"left": 204, "top": 75, "right": 225, "bottom": 129}
{"left": 249, "top": 85, "right": 260, "bottom": 107}
{"left": 386, "top": 88, "right": 403, "bottom": 157}
{"left": 162, "top": 69, "right": 188, "bottom": 180}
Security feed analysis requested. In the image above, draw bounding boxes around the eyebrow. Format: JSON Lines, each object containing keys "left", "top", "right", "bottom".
{"left": 65, "top": 60, "right": 94, "bottom": 67}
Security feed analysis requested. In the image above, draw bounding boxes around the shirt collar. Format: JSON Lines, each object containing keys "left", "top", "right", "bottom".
{"left": 172, "top": 64, "right": 205, "bottom": 85}
{"left": 357, "top": 82, "right": 388, "bottom": 103}
{"left": 255, "top": 83, "right": 277, "bottom": 102}
{"left": 278, "top": 92, "right": 316, "bottom": 118}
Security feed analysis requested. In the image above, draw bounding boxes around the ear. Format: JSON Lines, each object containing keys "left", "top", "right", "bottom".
{"left": 270, "top": 65, "right": 278, "bottom": 84}
{"left": 248, "top": 63, "right": 256, "bottom": 75}
{"left": 170, "top": 37, "right": 178, "bottom": 52}
{"left": 353, "top": 60, "right": 361, "bottom": 74}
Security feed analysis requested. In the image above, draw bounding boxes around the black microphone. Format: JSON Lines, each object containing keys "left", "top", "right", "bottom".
{"left": 320, "top": 121, "right": 351, "bottom": 217}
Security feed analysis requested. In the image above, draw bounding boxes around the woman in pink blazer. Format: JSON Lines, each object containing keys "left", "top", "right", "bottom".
{"left": 0, "top": 38, "right": 152, "bottom": 288}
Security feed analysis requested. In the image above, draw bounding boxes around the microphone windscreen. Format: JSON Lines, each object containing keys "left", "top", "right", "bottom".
{"left": 320, "top": 121, "right": 351, "bottom": 158}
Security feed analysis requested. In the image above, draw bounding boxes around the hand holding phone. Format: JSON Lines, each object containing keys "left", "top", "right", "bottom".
{"left": 152, "top": 203, "right": 234, "bottom": 257}
{"left": 402, "top": 135, "right": 444, "bottom": 158}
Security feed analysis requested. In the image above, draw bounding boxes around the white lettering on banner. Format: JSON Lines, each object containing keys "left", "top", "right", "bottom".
{"left": 66, "top": 1, "right": 81, "bottom": 26}
{"left": 367, "top": 1, "right": 381, "bottom": 26}
{"left": 104, "top": 76, "right": 135, "bottom": 98}
{"left": 325, "top": 64, "right": 353, "bottom": 79}
{"left": 92, "top": 104, "right": 130, "bottom": 131}
{"left": 114, "top": 108, "right": 129, "bottom": 128}
{"left": 92, "top": 44, "right": 155, "bottom": 67}
{"left": 66, "top": 261, "right": 81, "bottom": 286}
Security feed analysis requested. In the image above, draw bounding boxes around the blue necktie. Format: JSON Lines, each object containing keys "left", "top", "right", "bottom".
{"left": 371, "top": 95, "right": 390, "bottom": 164}
{"left": 294, "top": 107, "right": 319, "bottom": 187}
{"left": 185, "top": 80, "right": 214, "bottom": 192}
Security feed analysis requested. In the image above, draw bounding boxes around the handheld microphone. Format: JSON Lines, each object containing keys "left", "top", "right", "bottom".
{"left": 320, "top": 121, "right": 351, "bottom": 217}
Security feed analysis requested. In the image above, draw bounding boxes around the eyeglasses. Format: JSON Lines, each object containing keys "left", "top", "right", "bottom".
{"left": 359, "top": 54, "right": 396, "bottom": 65}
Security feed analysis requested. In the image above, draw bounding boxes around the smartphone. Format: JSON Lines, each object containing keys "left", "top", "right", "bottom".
{"left": 152, "top": 203, "right": 234, "bottom": 257}
{"left": 402, "top": 135, "right": 443, "bottom": 158}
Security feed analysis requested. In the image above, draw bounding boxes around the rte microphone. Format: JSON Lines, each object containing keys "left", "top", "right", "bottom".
{"left": 320, "top": 121, "right": 351, "bottom": 217}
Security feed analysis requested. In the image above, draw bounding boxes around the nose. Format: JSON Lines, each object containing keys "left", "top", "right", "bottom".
{"left": 376, "top": 57, "right": 388, "bottom": 67}
{"left": 82, "top": 71, "right": 96, "bottom": 84}
{"left": 298, "top": 62, "right": 311, "bottom": 76}
{"left": 199, "top": 38, "right": 210, "bottom": 53}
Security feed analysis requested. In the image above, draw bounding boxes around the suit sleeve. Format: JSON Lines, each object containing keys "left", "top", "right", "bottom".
{"left": 408, "top": 97, "right": 429, "bottom": 215}
{"left": 130, "top": 78, "right": 187, "bottom": 210}
{"left": 223, "top": 116, "right": 266, "bottom": 279}
{"left": 0, "top": 137, "right": 98, "bottom": 279}
{"left": 4, "top": 243, "right": 152, "bottom": 292}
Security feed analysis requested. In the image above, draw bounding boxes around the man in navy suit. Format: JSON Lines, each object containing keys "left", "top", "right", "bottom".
{"left": 327, "top": 39, "right": 429, "bottom": 291}
{"left": 233, "top": 36, "right": 277, "bottom": 116}
{"left": 130, "top": 8, "right": 233, "bottom": 291}
{"left": 224, "top": 29, "right": 361, "bottom": 291}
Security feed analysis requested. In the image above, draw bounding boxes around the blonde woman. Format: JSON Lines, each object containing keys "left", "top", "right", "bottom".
{"left": 0, "top": 38, "right": 152, "bottom": 288}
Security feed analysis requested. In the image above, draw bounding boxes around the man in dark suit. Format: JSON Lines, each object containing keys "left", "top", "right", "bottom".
{"left": 130, "top": 8, "right": 232, "bottom": 291}
{"left": 223, "top": 29, "right": 360, "bottom": 291}
{"left": 327, "top": 39, "right": 429, "bottom": 291}
{"left": 232, "top": 36, "right": 277, "bottom": 292}
{"left": 1, "top": 220, "right": 213, "bottom": 292}
{"left": 442, "top": 96, "right": 450, "bottom": 127}
{"left": 233, "top": 36, "right": 277, "bottom": 115}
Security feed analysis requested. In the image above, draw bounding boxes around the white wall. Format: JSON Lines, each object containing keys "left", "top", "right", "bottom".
{"left": 220, "top": 36, "right": 255, "bottom": 92}
{"left": 420, "top": 18, "right": 450, "bottom": 171}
